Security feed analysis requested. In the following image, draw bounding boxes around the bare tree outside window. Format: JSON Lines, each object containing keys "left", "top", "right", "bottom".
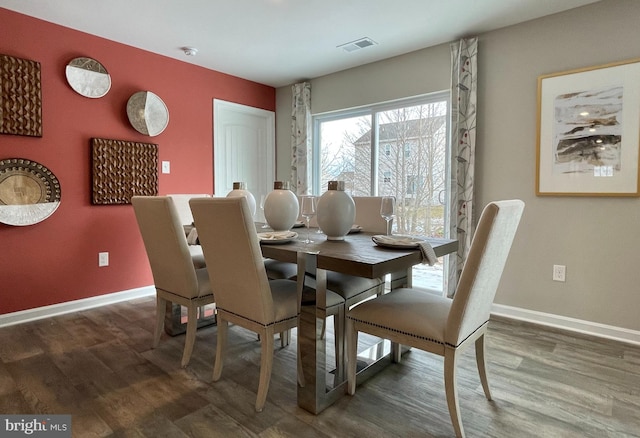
{"left": 346, "top": 103, "right": 447, "bottom": 236}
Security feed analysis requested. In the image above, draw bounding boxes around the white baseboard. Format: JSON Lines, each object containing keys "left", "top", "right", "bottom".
{"left": 0, "top": 286, "right": 155, "bottom": 328}
{"left": 492, "top": 303, "right": 640, "bottom": 346}
{"left": 3, "top": 290, "right": 639, "bottom": 346}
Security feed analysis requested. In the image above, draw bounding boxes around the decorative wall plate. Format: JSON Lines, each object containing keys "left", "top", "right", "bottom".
{"left": 65, "top": 57, "right": 111, "bottom": 98}
{"left": 126, "top": 91, "right": 169, "bottom": 136}
{"left": 0, "top": 158, "right": 61, "bottom": 226}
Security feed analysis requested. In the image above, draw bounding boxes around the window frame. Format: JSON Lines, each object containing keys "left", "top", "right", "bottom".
{"left": 312, "top": 91, "right": 451, "bottom": 197}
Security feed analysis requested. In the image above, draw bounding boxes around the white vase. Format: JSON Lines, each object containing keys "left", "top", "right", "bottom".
{"left": 226, "top": 182, "right": 256, "bottom": 217}
{"left": 317, "top": 181, "right": 355, "bottom": 241}
{"left": 264, "top": 181, "right": 299, "bottom": 231}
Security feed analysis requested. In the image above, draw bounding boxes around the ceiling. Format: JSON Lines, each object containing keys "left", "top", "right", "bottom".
{"left": 1, "top": 0, "right": 601, "bottom": 88}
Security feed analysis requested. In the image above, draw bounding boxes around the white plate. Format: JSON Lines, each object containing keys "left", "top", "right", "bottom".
{"left": 292, "top": 221, "right": 305, "bottom": 228}
{"left": 258, "top": 231, "right": 298, "bottom": 244}
{"left": 348, "top": 225, "right": 362, "bottom": 234}
{"left": 372, "top": 234, "right": 426, "bottom": 249}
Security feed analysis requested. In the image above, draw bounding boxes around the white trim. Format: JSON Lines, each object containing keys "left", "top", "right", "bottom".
{"left": 4, "top": 290, "right": 639, "bottom": 346}
{"left": 0, "top": 286, "right": 155, "bottom": 328}
{"left": 492, "top": 303, "right": 640, "bottom": 346}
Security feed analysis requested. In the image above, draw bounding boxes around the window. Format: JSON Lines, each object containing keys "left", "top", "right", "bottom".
{"left": 313, "top": 92, "right": 449, "bottom": 235}
{"left": 313, "top": 92, "right": 450, "bottom": 291}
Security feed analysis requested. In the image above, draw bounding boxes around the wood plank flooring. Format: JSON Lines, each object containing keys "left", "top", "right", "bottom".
{"left": 1, "top": 296, "right": 639, "bottom": 437}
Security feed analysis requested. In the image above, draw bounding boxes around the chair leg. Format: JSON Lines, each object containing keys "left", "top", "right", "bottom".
{"left": 213, "top": 318, "right": 228, "bottom": 382}
{"left": 280, "top": 329, "right": 291, "bottom": 347}
{"left": 475, "top": 333, "right": 492, "bottom": 400}
{"left": 320, "top": 318, "right": 326, "bottom": 340}
{"left": 256, "top": 326, "right": 275, "bottom": 412}
{"left": 346, "top": 318, "right": 358, "bottom": 395}
{"left": 181, "top": 304, "right": 198, "bottom": 367}
{"left": 444, "top": 348, "right": 464, "bottom": 438}
{"left": 153, "top": 294, "right": 167, "bottom": 348}
{"left": 391, "top": 341, "right": 402, "bottom": 363}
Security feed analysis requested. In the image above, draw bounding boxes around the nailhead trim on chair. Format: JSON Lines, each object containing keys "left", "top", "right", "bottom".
{"left": 347, "top": 317, "right": 489, "bottom": 348}
{"left": 218, "top": 307, "right": 299, "bottom": 328}
{"left": 347, "top": 316, "right": 445, "bottom": 346}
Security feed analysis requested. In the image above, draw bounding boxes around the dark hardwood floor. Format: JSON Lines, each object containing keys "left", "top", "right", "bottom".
{"left": 1, "top": 296, "right": 638, "bottom": 437}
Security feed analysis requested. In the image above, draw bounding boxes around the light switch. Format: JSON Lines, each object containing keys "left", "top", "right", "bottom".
{"left": 162, "top": 161, "right": 170, "bottom": 174}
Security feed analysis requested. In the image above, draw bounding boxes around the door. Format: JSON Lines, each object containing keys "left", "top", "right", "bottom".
{"left": 213, "top": 100, "right": 275, "bottom": 207}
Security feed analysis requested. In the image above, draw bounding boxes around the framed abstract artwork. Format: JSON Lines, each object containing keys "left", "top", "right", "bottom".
{"left": 536, "top": 58, "right": 640, "bottom": 196}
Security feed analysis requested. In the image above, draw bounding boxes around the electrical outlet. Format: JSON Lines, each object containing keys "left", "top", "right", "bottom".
{"left": 553, "top": 264, "right": 566, "bottom": 282}
{"left": 99, "top": 252, "right": 109, "bottom": 267}
{"left": 162, "top": 161, "right": 170, "bottom": 174}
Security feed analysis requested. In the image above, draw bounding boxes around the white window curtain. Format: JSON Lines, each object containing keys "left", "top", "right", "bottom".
{"left": 291, "top": 82, "right": 312, "bottom": 195}
{"left": 447, "top": 37, "right": 478, "bottom": 296}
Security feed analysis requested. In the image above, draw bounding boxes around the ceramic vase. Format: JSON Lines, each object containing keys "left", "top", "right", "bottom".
{"left": 316, "top": 181, "right": 355, "bottom": 241}
{"left": 226, "top": 181, "right": 256, "bottom": 217}
{"left": 264, "top": 181, "right": 299, "bottom": 231}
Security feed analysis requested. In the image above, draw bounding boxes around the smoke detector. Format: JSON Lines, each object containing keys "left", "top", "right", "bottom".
{"left": 337, "top": 37, "right": 377, "bottom": 53}
{"left": 182, "top": 47, "right": 198, "bottom": 56}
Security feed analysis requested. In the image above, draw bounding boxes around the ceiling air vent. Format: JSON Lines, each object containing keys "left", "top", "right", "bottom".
{"left": 338, "top": 37, "right": 378, "bottom": 53}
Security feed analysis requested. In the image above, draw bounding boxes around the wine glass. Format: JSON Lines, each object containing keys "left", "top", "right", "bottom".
{"left": 300, "top": 195, "right": 317, "bottom": 243}
{"left": 380, "top": 196, "right": 396, "bottom": 236}
{"left": 259, "top": 194, "right": 269, "bottom": 228}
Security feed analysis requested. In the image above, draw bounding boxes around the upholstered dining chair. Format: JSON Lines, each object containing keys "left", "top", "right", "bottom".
{"left": 346, "top": 199, "right": 525, "bottom": 438}
{"left": 327, "top": 196, "right": 386, "bottom": 308}
{"left": 189, "top": 196, "right": 307, "bottom": 412}
{"left": 131, "top": 196, "right": 215, "bottom": 367}
{"left": 265, "top": 196, "right": 387, "bottom": 342}
{"left": 168, "top": 193, "right": 211, "bottom": 269}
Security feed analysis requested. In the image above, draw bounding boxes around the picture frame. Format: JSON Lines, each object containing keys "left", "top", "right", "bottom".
{"left": 536, "top": 58, "right": 640, "bottom": 196}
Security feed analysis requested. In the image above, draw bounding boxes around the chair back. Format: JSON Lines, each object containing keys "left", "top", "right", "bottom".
{"left": 132, "top": 196, "right": 201, "bottom": 298}
{"left": 446, "top": 199, "right": 524, "bottom": 346}
{"left": 353, "top": 196, "right": 387, "bottom": 234}
{"left": 190, "top": 197, "right": 276, "bottom": 325}
{"left": 167, "top": 193, "right": 211, "bottom": 225}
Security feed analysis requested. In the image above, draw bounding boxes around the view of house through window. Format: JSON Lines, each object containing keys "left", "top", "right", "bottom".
{"left": 313, "top": 92, "right": 450, "bottom": 291}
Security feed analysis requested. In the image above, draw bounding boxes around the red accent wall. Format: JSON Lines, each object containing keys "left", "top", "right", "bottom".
{"left": 0, "top": 8, "right": 275, "bottom": 314}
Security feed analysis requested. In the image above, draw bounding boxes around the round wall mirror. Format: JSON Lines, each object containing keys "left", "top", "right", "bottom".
{"left": 0, "top": 158, "right": 61, "bottom": 226}
{"left": 126, "top": 91, "right": 170, "bottom": 137}
{"left": 65, "top": 57, "right": 111, "bottom": 98}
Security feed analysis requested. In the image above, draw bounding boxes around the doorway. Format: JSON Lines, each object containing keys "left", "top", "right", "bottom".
{"left": 213, "top": 99, "right": 275, "bottom": 207}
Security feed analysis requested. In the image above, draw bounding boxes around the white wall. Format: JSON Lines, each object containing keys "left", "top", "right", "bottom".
{"left": 276, "top": 0, "right": 640, "bottom": 337}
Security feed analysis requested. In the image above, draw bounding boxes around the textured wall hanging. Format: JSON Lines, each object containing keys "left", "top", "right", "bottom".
{"left": 0, "top": 54, "right": 42, "bottom": 137}
{"left": 126, "top": 91, "right": 169, "bottom": 136}
{"left": 91, "top": 138, "right": 158, "bottom": 205}
{"left": 0, "top": 158, "right": 61, "bottom": 226}
{"left": 65, "top": 57, "right": 111, "bottom": 98}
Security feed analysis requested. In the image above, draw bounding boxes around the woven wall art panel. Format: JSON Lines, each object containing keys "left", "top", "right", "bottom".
{"left": 91, "top": 138, "right": 158, "bottom": 205}
{"left": 0, "top": 54, "right": 42, "bottom": 137}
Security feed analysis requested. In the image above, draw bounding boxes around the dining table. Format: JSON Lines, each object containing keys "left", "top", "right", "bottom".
{"left": 259, "top": 227, "right": 458, "bottom": 414}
